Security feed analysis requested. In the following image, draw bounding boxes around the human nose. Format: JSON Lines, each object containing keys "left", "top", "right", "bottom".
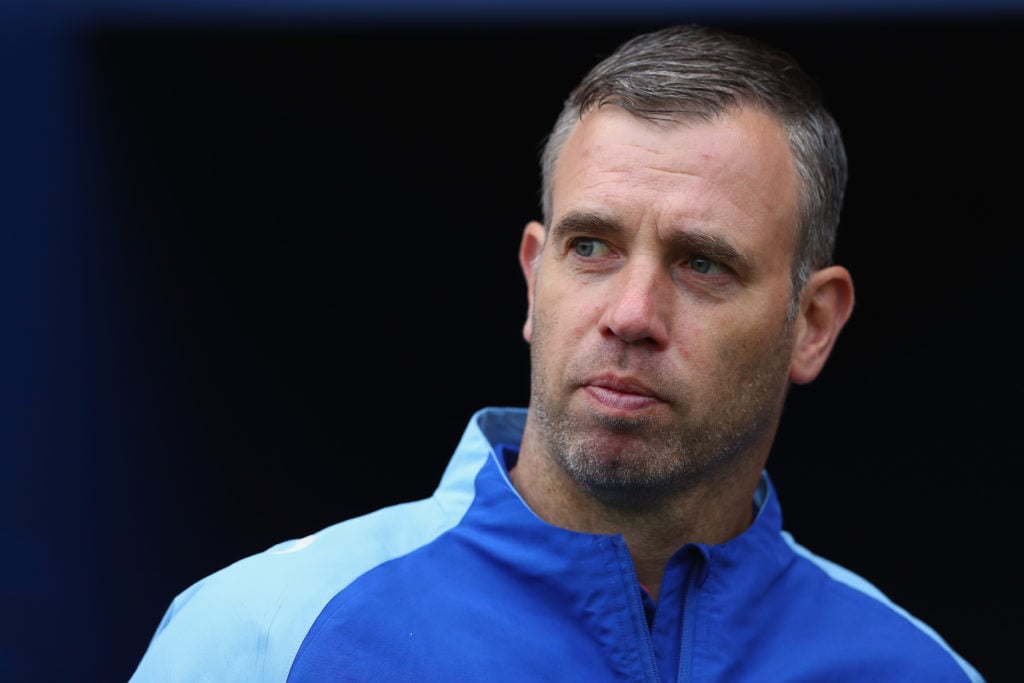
{"left": 598, "top": 260, "right": 671, "bottom": 347}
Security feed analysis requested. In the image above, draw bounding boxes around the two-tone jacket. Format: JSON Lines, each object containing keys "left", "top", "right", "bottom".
{"left": 129, "top": 407, "right": 983, "bottom": 682}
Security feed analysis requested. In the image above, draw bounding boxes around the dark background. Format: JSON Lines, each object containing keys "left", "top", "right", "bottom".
{"left": 2, "top": 2, "right": 1022, "bottom": 681}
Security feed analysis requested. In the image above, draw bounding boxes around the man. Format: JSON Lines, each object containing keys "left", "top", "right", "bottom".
{"left": 129, "top": 24, "right": 984, "bottom": 682}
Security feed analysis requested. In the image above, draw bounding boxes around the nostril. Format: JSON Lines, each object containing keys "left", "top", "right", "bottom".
{"left": 602, "top": 300, "right": 667, "bottom": 347}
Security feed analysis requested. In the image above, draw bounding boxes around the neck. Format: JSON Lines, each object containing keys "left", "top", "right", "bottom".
{"left": 507, "top": 431, "right": 763, "bottom": 602}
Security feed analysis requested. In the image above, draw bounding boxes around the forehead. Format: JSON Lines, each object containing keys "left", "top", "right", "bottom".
{"left": 551, "top": 106, "right": 800, "bottom": 254}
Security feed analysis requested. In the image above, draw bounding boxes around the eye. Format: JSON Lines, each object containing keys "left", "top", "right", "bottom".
{"left": 571, "top": 238, "right": 610, "bottom": 258}
{"left": 689, "top": 256, "right": 726, "bottom": 275}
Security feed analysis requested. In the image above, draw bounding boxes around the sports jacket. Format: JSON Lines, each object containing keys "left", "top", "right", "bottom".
{"left": 129, "top": 407, "right": 983, "bottom": 682}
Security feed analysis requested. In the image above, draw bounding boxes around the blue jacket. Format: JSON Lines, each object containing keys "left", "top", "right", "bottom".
{"left": 130, "top": 407, "right": 983, "bottom": 682}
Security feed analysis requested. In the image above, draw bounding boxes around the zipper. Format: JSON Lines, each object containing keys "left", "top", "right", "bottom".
{"left": 675, "top": 545, "right": 708, "bottom": 682}
{"left": 616, "top": 536, "right": 662, "bottom": 682}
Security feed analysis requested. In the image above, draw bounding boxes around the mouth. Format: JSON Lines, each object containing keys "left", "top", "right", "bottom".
{"left": 582, "top": 374, "right": 664, "bottom": 414}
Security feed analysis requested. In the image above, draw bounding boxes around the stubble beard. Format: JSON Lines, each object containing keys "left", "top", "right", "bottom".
{"left": 528, "top": 316, "right": 795, "bottom": 511}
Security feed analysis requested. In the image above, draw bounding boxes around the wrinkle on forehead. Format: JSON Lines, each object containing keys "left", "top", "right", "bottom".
{"left": 552, "top": 106, "right": 800, "bottom": 253}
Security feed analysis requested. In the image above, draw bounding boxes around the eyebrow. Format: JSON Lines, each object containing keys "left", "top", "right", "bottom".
{"left": 550, "top": 210, "right": 620, "bottom": 243}
{"left": 552, "top": 209, "right": 751, "bottom": 272}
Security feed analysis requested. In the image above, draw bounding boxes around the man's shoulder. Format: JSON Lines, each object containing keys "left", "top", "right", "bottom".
{"left": 129, "top": 495, "right": 462, "bottom": 682}
{"left": 180, "top": 494, "right": 462, "bottom": 620}
{"left": 775, "top": 532, "right": 983, "bottom": 681}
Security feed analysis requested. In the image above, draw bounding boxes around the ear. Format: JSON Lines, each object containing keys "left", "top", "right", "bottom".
{"left": 790, "top": 265, "right": 855, "bottom": 385}
{"left": 518, "top": 221, "right": 546, "bottom": 343}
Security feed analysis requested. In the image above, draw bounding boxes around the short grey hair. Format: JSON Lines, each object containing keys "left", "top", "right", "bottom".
{"left": 539, "top": 24, "right": 847, "bottom": 303}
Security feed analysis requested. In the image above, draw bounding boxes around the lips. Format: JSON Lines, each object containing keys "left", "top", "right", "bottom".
{"left": 583, "top": 374, "right": 663, "bottom": 412}
{"left": 588, "top": 375, "right": 658, "bottom": 397}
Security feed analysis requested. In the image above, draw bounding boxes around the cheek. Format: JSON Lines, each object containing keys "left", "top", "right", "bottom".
{"left": 714, "top": 313, "right": 794, "bottom": 377}
{"left": 535, "top": 280, "right": 596, "bottom": 335}
{"left": 680, "top": 306, "right": 786, "bottom": 372}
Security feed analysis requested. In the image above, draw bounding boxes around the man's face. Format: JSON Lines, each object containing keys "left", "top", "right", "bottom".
{"left": 520, "top": 105, "right": 802, "bottom": 507}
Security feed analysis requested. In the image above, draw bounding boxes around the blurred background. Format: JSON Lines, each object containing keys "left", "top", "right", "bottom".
{"left": 2, "top": 1, "right": 1022, "bottom": 681}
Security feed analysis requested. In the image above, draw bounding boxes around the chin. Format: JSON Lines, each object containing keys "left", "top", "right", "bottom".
{"left": 577, "top": 473, "right": 676, "bottom": 511}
